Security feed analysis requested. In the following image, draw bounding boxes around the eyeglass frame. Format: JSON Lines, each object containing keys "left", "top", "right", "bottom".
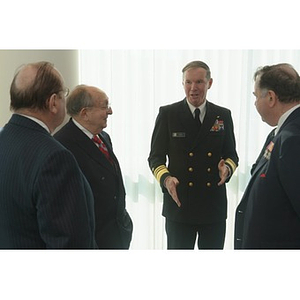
{"left": 85, "top": 103, "right": 112, "bottom": 112}
{"left": 53, "top": 87, "right": 70, "bottom": 97}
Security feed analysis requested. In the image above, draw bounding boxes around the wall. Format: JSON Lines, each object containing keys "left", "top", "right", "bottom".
{"left": 0, "top": 50, "right": 79, "bottom": 128}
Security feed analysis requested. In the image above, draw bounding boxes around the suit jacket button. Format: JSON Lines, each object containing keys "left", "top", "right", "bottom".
{"left": 189, "top": 152, "right": 194, "bottom": 157}
{"left": 207, "top": 152, "right": 212, "bottom": 157}
{"left": 188, "top": 167, "right": 193, "bottom": 172}
{"left": 207, "top": 168, "right": 211, "bottom": 172}
{"left": 188, "top": 182, "right": 193, "bottom": 187}
{"left": 206, "top": 182, "right": 211, "bottom": 187}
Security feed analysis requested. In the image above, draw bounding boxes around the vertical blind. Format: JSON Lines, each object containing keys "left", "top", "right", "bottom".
{"left": 79, "top": 49, "right": 300, "bottom": 249}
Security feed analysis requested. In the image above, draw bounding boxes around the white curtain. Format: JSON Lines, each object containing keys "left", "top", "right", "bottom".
{"left": 79, "top": 49, "right": 300, "bottom": 249}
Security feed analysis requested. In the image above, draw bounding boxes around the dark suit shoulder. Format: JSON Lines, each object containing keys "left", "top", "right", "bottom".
{"left": 54, "top": 119, "right": 90, "bottom": 147}
{"left": 160, "top": 99, "right": 231, "bottom": 115}
{"left": 207, "top": 101, "right": 231, "bottom": 114}
{"left": 100, "top": 130, "right": 111, "bottom": 140}
{"left": 159, "top": 99, "right": 185, "bottom": 111}
{"left": 54, "top": 119, "right": 75, "bottom": 138}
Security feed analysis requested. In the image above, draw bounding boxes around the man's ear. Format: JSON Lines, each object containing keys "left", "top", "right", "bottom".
{"left": 208, "top": 78, "right": 213, "bottom": 89}
{"left": 268, "top": 90, "right": 277, "bottom": 108}
{"left": 79, "top": 107, "right": 89, "bottom": 120}
{"left": 47, "top": 94, "right": 58, "bottom": 114}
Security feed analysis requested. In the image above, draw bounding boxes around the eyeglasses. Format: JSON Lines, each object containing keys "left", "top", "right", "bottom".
{"left": 100, "top": 103, "right": 112, "bottom": 111}
{"left": 85, "top": 103, "right": 112, "bottom": 112}
{"left": 54, "top": 87, "right": 69, "bottom": 97}
{"left": 62, "top": 87, "right": 70, "bottom": 97}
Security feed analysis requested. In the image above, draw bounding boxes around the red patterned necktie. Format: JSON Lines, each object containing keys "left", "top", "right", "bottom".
{"left": 92, "top": 135, "right": 113, "bottom": 163}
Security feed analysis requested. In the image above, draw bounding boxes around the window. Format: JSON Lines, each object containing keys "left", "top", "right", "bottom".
{"left": 79, "top": 49, "right": 300, "bottom": 249}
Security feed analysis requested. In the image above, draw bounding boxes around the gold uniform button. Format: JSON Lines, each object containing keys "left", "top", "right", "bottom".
{"left": 188, "top": 167, "right": 193, "bottom": 172}
{"left": 207, "top": 152, "right": 212, "bottom": 157}
{"left": 206, "top": 182, "right": 211, "bottom": 187}
{"left": 207, "top": 168, "right": 211, "bottom": 172}
{"left": 188, "top": 182, "right": 193, "bottom": 187}
{"left": 189, "top": 152, "right": 194, "bottom": 157}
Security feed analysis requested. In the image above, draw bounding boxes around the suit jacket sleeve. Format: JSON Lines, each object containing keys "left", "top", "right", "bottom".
{"left": 34, "top": 148, "right": 96, "bottom": 248}
{"left": 148, "top": 106, "right": 171, "bottom": 188}
{"left": 278, "top": 134, "right": 300, "bottom": 217}
{"left": 221, "top": 109, "right": 239, "bottom": 181}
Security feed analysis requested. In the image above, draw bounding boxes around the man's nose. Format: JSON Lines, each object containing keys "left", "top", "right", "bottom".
{"left": 191, "top": 82, "right": 197, "bottom": 90}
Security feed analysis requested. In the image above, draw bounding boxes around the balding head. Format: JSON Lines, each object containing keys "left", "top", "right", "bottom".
{"left": 10, "top": 61, "right": 64, "bottom": 111}
{"left": 66, "top": 85, "right": 108, "bottom": 116}
{"left": 254, "top": 63, "right": 300, "bottom": 103}
{"left": 14, "top": 64, "right": 37, "bottom": 91}
{"left": 66, "top": 84, "right": 111, "bottom": 134}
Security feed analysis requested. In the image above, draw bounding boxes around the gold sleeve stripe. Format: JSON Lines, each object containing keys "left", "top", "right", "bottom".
{"left": 152, "top": 165, "right": 170, "bottom": 183}
{"left": 225, "top": 158, "right": 237, "bottom": 173}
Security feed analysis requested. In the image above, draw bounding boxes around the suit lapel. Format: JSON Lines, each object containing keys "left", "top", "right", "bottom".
{"left": 99, "top": 132, "right": 121, "bottom": 171}
{"left": 177, "top": 100, "right": 221, "bottom": 149}
{"left": 192, "top": 102, "right": 221, "bottom": 149}
{"left": 199, "top": 102, "right": 219, "bottom": 134}
{"left": 67, "top": 120, "right": 115, "bottom": 172}
{"left": 178, "top": 100, "right": 196, "bottom": 132}
{"left": 250, "top": 107, "right": 300, "bottom": 179}
{"left": 277, "top": 106, "right": 300, "bottom": 135}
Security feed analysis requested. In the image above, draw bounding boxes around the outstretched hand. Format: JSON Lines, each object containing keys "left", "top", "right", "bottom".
{"left": 218, "top": 159, "right": 229, "bottom": 186}
{"left": 164, "top": 176, "right": 181, "bottom": 207}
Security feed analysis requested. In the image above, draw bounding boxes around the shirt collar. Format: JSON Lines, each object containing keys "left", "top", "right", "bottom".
{"left": 72, "top": 118, "right": 94, "bottom": 139}
{"left": 275, "top": 104, "right": 300, "bottom": 135}
{"left": 186, "top": 99, "right": 207, "bottom": 122}
{"left": 17, "top": 114, "right": 50, "bottom": 133}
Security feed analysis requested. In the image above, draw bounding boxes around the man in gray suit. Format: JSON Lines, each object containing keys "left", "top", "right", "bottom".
{"left": 0, "top": 61, "right": 96, "bottom": 249}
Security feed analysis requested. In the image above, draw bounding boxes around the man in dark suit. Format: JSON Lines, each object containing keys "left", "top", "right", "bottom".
{"left": 235, "top": 63, "right": 300, "bottom": 249}
{"left": 54, "top": 85, "right": 133, "bottom": 249}
{"left": 0, "top": 61, "right": 96, "bottom": 249}
{"left": 148, "top": 61, "right": 238, "bottom": 249}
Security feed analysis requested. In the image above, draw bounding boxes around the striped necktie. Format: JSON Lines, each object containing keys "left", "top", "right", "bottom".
{"left": 92, "top": 134, "right": 113, "bottom": 163}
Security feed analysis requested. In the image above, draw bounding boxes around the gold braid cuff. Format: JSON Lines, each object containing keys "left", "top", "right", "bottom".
{"left": 152, "top": 165, "right": 170, "bottom": 183}
{"left": 225, "top": 158, "right": 237, "bottom": 174}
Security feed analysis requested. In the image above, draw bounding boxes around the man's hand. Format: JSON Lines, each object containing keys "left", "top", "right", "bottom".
{"left": 218, "top": 159, "right": 229, "bottom": 186}
{"left": 164, "top": 176, "right": 181, "bottom": 207}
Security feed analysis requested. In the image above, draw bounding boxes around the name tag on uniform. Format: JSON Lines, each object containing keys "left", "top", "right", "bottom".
{"left": 172, "top": 132, "right": 186, "bottom": 138}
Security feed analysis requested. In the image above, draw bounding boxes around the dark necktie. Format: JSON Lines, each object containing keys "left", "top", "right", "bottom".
{"left": 92, "top": 134, "right": 113, "bottom": 164}
{"left": 194, "top": 108, "right": 201, "bottom": 129}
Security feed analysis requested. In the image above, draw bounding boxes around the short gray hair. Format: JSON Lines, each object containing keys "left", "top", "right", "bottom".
{"left": 66, "top": 85, "right": 94, "bottom": 116}
{"left": 182, "top": 61, "right": 211, "bottom": 80}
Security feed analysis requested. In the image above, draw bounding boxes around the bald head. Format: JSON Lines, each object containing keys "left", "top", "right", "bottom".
{"left": 66, "top": 84, "right": 111, "bottom": 134}
{"left": 14, "top": 64, "right": 37, "bottom": 91}
{"left": 66, "top": 85, "right": 108, "bottom": 116}
{"left": 10, "top": 61, "right": 64, "bottom": 111}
